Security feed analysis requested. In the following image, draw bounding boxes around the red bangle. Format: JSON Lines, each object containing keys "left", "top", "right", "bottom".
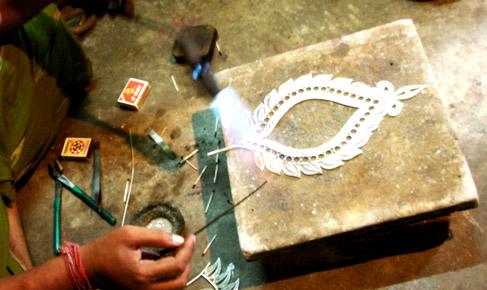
{"left": 60, "top": 242, "right": 93, "bottom": 290}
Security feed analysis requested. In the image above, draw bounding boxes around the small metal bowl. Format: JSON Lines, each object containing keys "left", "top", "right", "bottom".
{"left": 131, "top": 202, "right": 185, "bottom": 235}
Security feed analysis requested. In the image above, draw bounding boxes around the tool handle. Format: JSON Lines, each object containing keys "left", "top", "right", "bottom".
{"left": 53, "top": 196, "right": 61, "bottom": 255}
{"left": 98, "top": 207, "right": 117, "bottom": 226}
{"left": 71, "top": 186, "right": 117, "bottom": 225}
{"left": 92, "top": 141, "right": 101, "bottom": 204}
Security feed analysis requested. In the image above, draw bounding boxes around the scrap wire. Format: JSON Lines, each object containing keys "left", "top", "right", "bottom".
{"left": 180, "top": 149, "right": 199, "bottom": 171}
{"left": 182, "top": 149, "right": 199, "bottom": 162}
{"left": 213, "top": 144, "right": 220, "bottom": 183}
{"left": 204, "top": 190, "right": 214, "bottom": 213}
{"left": 121, "top": 129, "right": 135, "bottom": 226}
{"left": 192, "top": 165, "right": 208, "bottom": 189}
{"left": 194, "top": 180, "right": 267, "bottom": 235}
{"left": 215, "top": 41, "right": 223, "bottom": 56}
{"left": 202, "top": 233, "right": 217, "bottom": 256}
{"left": 122, "top": 179, "right": 130, "bottom": 203}
{"left": 214, "top": 116, "right": 219, "bottom": 137}
{"left": 206, "top": 145, "right": 242, "bottom": 156}
{"left": 170, "top": 74, "right": 179, "bottom": 92}
{"left": 185, "top": 159, "right": 198, "bottom": 171}
{"left": 213, "top": 163, "right": 219, "bottom": 184}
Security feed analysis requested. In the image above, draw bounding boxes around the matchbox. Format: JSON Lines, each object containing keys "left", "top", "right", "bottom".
{"left": 117, "top": 78, "right": 151, "bottom": 110}
{"left": 61, "top": 137, "right": 92, "bottom": 159}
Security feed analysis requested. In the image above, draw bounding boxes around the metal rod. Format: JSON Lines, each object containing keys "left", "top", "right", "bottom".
{"left": 121, "top": 129, "right": 135, "bottom": 226}
{"left": 213, "top": 163, "right": 219, "bottom": 184}
{"left": 215, "top": 41, "right": 223, "bottom": 56}
{"left": 170, "top": 74, "right": 179, "bottom": 92}
{"left": 207, "top": 145, "right": 244, "bottom": 156}
{"left": 202, "top": 233, "right": 217, "bottom": 256}
{"left": 192, "top": 165, "right": 208, "bottom": 189}
{"left": 214, "top": 116, "right": 219, "bottom": 135}
{"left": 204, "top": 190, "right": 214, "bottom": 213}
{"left": 185, "top": 160, "right": 198, "bottom": 171}
{"left": 123, "top": 179, "right": 130, "bottom": 203}
{"left": 194, "top": 180, "right": 267, "bottom": 235}
{"left": 182, "top": 149, "right": 199, "bottom": 162}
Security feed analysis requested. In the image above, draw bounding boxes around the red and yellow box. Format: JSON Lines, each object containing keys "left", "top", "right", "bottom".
{"left": 117, "top": 78, "right": 151, "bottom": 110}
{"left": 61, "top": 137, "right": 92, "bottom": 159}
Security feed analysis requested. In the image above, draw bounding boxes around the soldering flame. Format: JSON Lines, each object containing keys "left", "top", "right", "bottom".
{"left": 211, "top": 87, "right": 253, "bottom": 143}
{"left": 209, "top": 87, "right": 264, "bottom": 177}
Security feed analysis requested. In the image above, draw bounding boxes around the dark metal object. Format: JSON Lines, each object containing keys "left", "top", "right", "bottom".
{"left": 193, "top": 180, "right": 267, "bottom": 235}
{"left": 175, "top": 28, "right": 220, "bottom": 96}
{"left": 131, "top": 203, "right": 185, "bottom": 259}
{"left": 91, "top": 141, "right": 101, "bottom": 204}
{"left": 53, "top": 161, "right": 63, "bottom": 255}
{"left": 48, "top": 164, "right": 117, "bottom": 225}
{"left": 172, "top": 25, "right": 218, "bottom": 64}
{"left": 148, "top": 130, "right": 177, "bottom": 159}
{"left": 131, "top": 202, "right": 185, "bottom": 235}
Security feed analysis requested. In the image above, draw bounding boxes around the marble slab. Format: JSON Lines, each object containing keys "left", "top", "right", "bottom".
{"left": 214, "top": 19, "right": 478, "bottom": 259}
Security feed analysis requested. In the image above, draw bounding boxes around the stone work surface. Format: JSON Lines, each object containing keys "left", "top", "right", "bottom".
{"left": 215, "top": 20, "right": 478, "bottom": 259}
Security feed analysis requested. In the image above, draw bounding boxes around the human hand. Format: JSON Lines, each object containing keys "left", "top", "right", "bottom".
{"left": 80, "top": 226, "right": 195, "bottom": 290}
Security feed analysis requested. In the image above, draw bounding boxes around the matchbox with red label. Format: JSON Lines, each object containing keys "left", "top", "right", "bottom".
{"left": 117, "top": 78, "right": 151, "bottom": 110}
{"left": 61, "top": 137, "right": 92, "bottom": 159}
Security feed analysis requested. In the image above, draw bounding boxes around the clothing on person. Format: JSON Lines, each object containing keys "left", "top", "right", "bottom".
{"left": 0, "top": 4, "right": 92, "bottom": 277}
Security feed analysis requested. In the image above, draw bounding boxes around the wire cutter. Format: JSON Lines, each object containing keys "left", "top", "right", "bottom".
{"left": 48, "top": 162, "right": 117, "bottom": 226}
{"left": 52, "top": 161, "right": 63, "bottom": 255}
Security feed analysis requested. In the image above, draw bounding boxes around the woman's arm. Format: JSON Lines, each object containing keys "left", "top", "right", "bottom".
{"left": 0, "top": 254, "right": 73, "bottom": 289}
{"left": 6, "top": 201, "right": 33, "bottom": 270}
{"left": 0, "top": 226, "right": 195, "bottom": 290}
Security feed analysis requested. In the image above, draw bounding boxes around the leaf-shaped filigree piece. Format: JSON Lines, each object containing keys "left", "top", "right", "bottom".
{"left": 254, "top": 152, "right": 265, "bottom": 171}
{"left": 338, "top": 147, "right": 362, "bottom": 161}
{"left": 394, "top": 85, "right": 427, "bottom": 100}
{"left": 283, "top": 162, "right": 301, "bottom": 177}
{"left": 319, "top": 156, "right": 344, "bottom": 170}
{"left": 300, "top": 161, "right": 322, "bottom": 175}
{"left": 210, "top": 73, "right": 426, "bottom": 178}
{"left": 186, "top": 258, "right": 240, "bottom": 290}
{"left": 263, "top": 153, "right": 283, "bottom": 174}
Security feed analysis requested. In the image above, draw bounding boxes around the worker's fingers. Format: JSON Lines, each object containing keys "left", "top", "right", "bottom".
{"left": 122, "top": 226, "right": 185, "bottom": 249}
{"left": 147, "top": 263, "right": 192, "bottom": 290}
{"left": 139, "top": 235, "right": 195, "bottom": 281}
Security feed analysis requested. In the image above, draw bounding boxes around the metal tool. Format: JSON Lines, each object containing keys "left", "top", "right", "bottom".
{"left": 53, "top": 160, "right": 63, "bottom": 255}
{"left": 148, "top": 130, "right": 177, "bottom": 159}
{"left": 132, "top": 203, "right": 186, "bottom": 259}
{"left": 48, "top": 163, "right": 117, "bottom": 225}
{"left": 91, "top": 141, "right": 101, "bottom": 204}
{"left": 193, "top": 180, "right": 267, "bottom": 235}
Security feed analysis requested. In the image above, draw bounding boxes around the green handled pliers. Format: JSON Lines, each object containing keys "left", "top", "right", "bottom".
{"left": 48, "top": 162, "right": 117, "bottom": 226}
{"left": 53, "top": 162, "right": 63, "bottom": 255}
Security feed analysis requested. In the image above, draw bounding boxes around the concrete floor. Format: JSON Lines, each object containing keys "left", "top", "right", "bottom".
{"left": 17, "top": 0, "right": 486, "bottom": 289}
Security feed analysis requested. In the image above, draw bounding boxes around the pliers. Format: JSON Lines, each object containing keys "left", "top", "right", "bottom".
{"left": 48, "top": 161, "right": 117, "bottom": 230}
{"left": 52, "top": 161, "right": 63, "bottom": 255}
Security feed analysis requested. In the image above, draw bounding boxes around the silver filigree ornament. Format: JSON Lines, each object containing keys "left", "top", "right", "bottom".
{"left": 212, "top": 73, "right": 426, "bottom": 178}
{"left": 186, "top": 258, "right": 239, "bottom": 290}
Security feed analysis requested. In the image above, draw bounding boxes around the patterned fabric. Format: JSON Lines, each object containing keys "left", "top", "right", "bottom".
{"left": 0, "top": 4, "right": 92, "bottom": 277}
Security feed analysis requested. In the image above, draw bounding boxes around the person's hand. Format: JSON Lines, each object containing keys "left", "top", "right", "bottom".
{"left": 80, "top": 226, "right": 195, "bottom": 290}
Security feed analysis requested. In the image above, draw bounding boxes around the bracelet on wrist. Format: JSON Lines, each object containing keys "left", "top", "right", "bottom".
{"left": 60, "top": 242, "right": 93, "bottom": 290}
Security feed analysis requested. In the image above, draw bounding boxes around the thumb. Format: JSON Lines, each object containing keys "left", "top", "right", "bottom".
{"left": 122, "top": 226, "right": 185, "bottom": 249}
